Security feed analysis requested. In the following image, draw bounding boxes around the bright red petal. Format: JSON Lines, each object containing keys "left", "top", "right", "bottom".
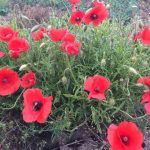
{"left": 49, "top": 28, "right": 68, "bottom": 42}
{"left": 84, "top": 76, "right": 94, "bottom": 92}
{"left": 0, "top": 67, "right": 20, "bottom": 96}
{"left": 141, "top": 91, "right": 150, "bottom": 104}
{"left": 21, "top": 71, "right": 36, "bottom": 88}
{"left": 141, "top": 26, "right": 150, "bottom": 45}
{"left": 37, "top": 96, "right": 53, "bottom": 123}
{"left": 138, "top": 76, "right": 150, "bottom": 87}
{"left": 144, "top": 103, "right": 150, "bottom": 115}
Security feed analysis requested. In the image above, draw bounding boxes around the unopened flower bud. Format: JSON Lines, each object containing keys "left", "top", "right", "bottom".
{"left": 109, "top": 98, "right": 115, "bottom": 105}
{"left": 131, "top": 56, "right": 137, "bottom": 62}
{"left": 106, "top": 4, "right": 110, "bottom": 8}
{"left": 101, "top": 58, "right": 106, "bottom": 67}
{"left": 19, "top": 64, "right": 28, "bottom": 71}
{"left": 129, "top": 67, "right": 138, "bottom": 75}
{"left": 40, "top": 43, "right": 46, "bottom": 48}
{"left": 62, "top": 76, "right": 68, "bottom": 85}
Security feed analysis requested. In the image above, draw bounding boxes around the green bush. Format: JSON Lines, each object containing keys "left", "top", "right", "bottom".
{"left": 0, "top": 13, "right": 149, "bottom": 148}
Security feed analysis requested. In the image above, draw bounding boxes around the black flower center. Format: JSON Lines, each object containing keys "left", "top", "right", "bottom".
{"left": 33, "top": 101, "right": 43, "bottom": 111}
{"left": 121, "top": 136, "right": 129, "bottom": 145}
{"left": 2, "top": 78, "right": 8, "bottom": 83}
{"left": 94, "top": 87, "right": 100, "bottom": 93}
{"left": 90, "top": 14, "right": 98, "bottom": 20}
{"left": 75, "top": 17, "right": 81, "bottom": 22}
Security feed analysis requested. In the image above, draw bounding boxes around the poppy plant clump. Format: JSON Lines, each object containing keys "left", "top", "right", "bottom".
{"left": 84, "top": 75, "right": 110, "bottom": 101}
{"left": 0, "top": 26, "right": 19, "bottom": 42}
{"left": 0, "top": 67, "right": 20, "bottom": 96}
{"left": 21, "top": 71, "right": 36, "bottom": 89}
{"left": 22, "top": 88, "right": 53, "bottom": 123}
{"left": 8, "top": 37, "right": 30, "bottom": 59}
{"left": 107, "top": 121, "right": 144, "bottom": 150}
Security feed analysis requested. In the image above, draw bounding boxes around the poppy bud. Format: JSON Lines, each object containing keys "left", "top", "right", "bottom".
{"left": 31, "top": 24, "right": 41, "bottom": 33}
{"left": 129, "top": 67, "right": 139, "bottom": 75}
{"left": 40, "top": 42, "right": 46, "bottom": 48}
{"left": 120, "top": 78, "right": 124, "bottom": 82}
{"left": 19, "top": 64, "right": 28, "bottom": 71}
{"left": 109, "top": 98, "right": 115, "bottom": 105}
{"left": 106, "top": 4, "right": 110, "bottom": 8}
{"left": 142, "top": 61, "right": 148, "bottom": 68}
{"left": 83, "top": 25, "right": 87, "bottom": 32}
{"left": 62, "top": 76, "right": 68, "bottom": 84}
{"left": 47, "top": 25, "right": 51, "bottom": 29}
{"left": 131, "top": 56, "right": 137, "bottom": 62}
{"left": 107, "top": 117, "right": 112, "bottom": 123}
{"left": 139, "top": 21, "right": 144, "bottom": 29}
{"left": 64, "top": 68, "right": 70, "bottom": 76}
{"left": 101, "top": 58, "right": 106, "bottom": 67}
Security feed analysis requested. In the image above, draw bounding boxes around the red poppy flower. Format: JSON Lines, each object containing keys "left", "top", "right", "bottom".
{"left": 0, "top": 51, "right": 5, "bottom": 58}
{"left": 32, "top": 27, "right": 47, "bottom": 41}
{"left": 141, "top": 26, "right": 150, "bottom": 45}
{"left": 66, "top": 41, "right": 81, "bottom": 55}
{"left": 23, "top": 88, "right": 53, "bottom": 123}
{"left": 21, "top": 71, "right": 36, "bottom": 88}
{"left": 0, "top": 26, "right": 19, "bottom": 42}
{"left": 60, "top": 41, "right": 81, "bottom": 56}
{"left": 0, "top": 67, "right": 20, "bottom": 96}
{"left": 141, "top": 90, "right": 150, "bottom": 115}
{"left": 68, "top": 0, "right": 81, "bottom": 5}
{"left": 8, "top": 37, "right": 30, "bottom": 59}
{"left": 137, "top": 76, "right": 150, "bottom": 87}
{"left": 70, "top": 11, "right": 85, "bottom": 26}
{"left": 62, "top": 33, "right": 76, "bottom": 43}
{"left": 107, "top": 121, "right": 144, "bottom": 150}
{"left": 49, "top": 28, "right": 68, "bottom": 42}
{"left": 84, "top": 75, "right": 110, "bottom": 101}
{"left": 84, "top": 2, "right": 109, "bottom": 26}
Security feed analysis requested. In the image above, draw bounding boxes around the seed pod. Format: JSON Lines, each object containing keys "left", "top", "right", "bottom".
{"left": 62, "top": 76, "right": 68, "bottom": 85}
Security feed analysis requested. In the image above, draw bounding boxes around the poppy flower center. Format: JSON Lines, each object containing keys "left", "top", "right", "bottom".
{"left": 2, "top": 78, "right": 8, "bottom": 83}
{"left": 94, "top": 87, "right": 100, "bottom": 93}
{"left": 33, "top": 101, "right": 43, "bottom": 111}
{"left": 121, "top": 136, "right": 129, "bottom": 145}
{"left": 90, "top": 14, "right": 98, "bottom": 20}
{"left": 75, "top": 17, "right": 81, "bottom": 22}
{"left": 27, "top": 79, "right": 33, "bottom": 83}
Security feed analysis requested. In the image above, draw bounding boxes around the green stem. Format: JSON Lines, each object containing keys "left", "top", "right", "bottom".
{"left": 0, "top": 89, "right": 25, "bottom": 110}
{"left": 66, "top": 55, "right": 79, "bottom": 85}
